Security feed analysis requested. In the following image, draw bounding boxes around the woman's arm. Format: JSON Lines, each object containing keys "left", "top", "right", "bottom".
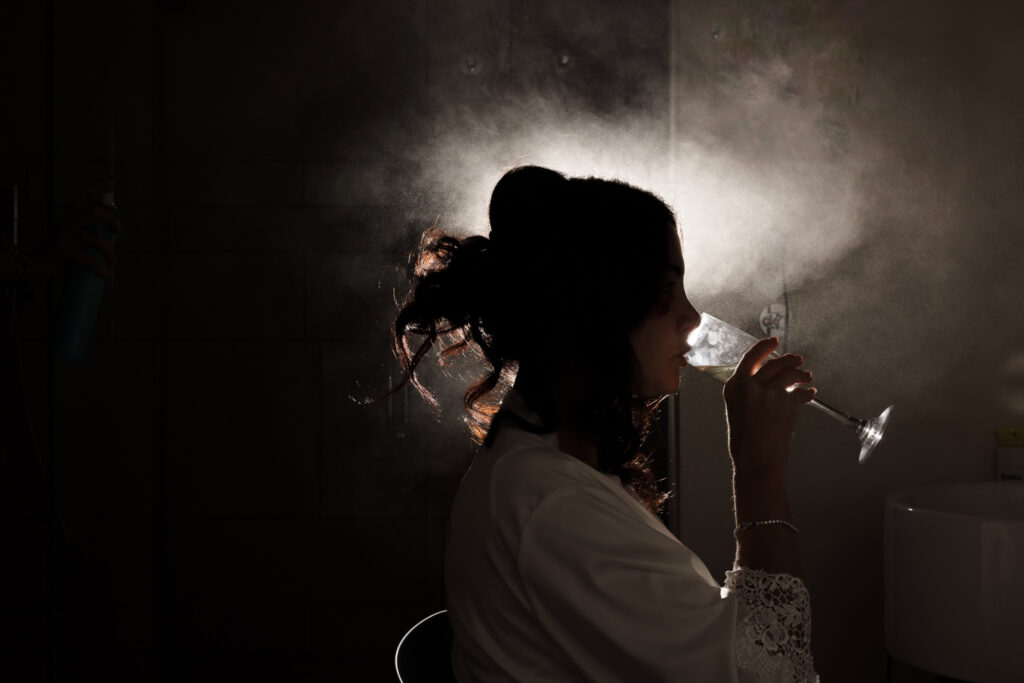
{"left": 720, "top": 336, "right": 819, "bottom": 680}
{"left": 723, "top": 336, "right": 814, "bottom": 578}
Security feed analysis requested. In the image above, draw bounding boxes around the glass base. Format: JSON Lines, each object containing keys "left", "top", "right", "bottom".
{"left": 857, "top": 405, "right": 893, "bottom": 464}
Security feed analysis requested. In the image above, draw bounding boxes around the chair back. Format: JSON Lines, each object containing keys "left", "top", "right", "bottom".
{"left": 395, "top": 609, "right": 456, "bottom": 682}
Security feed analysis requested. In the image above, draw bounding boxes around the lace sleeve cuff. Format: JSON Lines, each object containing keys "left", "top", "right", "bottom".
{"left": 724, "top": 566, "right": 818, "bottom": 682}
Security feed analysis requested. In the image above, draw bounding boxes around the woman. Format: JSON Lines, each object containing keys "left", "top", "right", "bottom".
{"left": 392, "top": 166, "right": 818, "bottom": 681}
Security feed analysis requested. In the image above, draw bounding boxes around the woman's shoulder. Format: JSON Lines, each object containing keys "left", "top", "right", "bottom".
{"left": 490, "top": 423, "right": 592, "bottom": 487}
{"left": 481, "top": 419, "right": 611, "bottom": 516}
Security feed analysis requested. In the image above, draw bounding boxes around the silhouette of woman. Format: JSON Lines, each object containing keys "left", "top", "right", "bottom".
{"left": 391, "top": 166, "right": 818, "bottom": 681}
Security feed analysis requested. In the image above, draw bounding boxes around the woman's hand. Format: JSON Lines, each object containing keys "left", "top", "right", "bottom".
{"left": 32, "top": 178, "right": 123, "bottom": 281}
{"left": 724, "top": 337, "right": 815, "bottom": 476}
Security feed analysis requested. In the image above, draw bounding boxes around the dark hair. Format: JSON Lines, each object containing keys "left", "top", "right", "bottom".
{"left": 391, "top": 166, "right": 676, "bottom": 514}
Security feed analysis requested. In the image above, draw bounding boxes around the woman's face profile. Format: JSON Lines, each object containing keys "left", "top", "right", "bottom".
{"left": 628, "top": 229, "right": 701, "bottom": 397}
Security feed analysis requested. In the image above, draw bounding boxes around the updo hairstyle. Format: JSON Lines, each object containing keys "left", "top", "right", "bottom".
{"left": 392, "top": 166, "right": 677, "bottom": 514}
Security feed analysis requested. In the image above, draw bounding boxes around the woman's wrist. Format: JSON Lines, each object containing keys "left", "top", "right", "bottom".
{"left": 733, "top": 469, "right": 791, "bottom": 523}
{"left": 732, "top": 471, "right": 802, "bottom": 577}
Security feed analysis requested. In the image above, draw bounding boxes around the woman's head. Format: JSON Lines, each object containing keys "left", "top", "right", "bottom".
{"left": 392, "top": 165, "right": 700, "bottom": 513}
{"left": 483, "top": 166, "right": 699, "bottom": 403}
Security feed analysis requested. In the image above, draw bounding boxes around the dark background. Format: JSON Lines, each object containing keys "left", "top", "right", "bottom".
{"left": 3, "top": 1, "right": 1023, "bottom": 681}
{"left": 2, "top": 1, "right": 670, "bottom": 680}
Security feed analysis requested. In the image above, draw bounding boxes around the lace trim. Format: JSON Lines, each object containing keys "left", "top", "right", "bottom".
{"left": 724, "top": 566, "right": 819, "bottom": 682}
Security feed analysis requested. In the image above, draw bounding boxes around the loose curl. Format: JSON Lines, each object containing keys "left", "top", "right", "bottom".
{"left": 390, "top": 166, "right": 676, "bottom": 515}
{"left": 391, "top": 227, "right": 509, "bottom": 440}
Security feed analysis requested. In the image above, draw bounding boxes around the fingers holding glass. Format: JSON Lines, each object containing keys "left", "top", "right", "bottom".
{"left": 732, "top": 337, "right": 780, "bottom": 380}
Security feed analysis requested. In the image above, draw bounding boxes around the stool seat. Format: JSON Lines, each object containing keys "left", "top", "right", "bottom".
{"left": 395, "top": 609, "right": 456, "bottom": 682}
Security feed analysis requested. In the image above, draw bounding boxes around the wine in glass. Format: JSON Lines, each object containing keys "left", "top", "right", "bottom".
{"left": 684, "top": 312, "right": 892, "bottom": 463}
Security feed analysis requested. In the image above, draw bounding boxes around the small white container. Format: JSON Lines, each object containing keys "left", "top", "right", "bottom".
{"left": 995, "top": 429, "right": 1024, "bottom": 481}
{"left": 885, "top": 483, "right": 1024, "bottom": 682}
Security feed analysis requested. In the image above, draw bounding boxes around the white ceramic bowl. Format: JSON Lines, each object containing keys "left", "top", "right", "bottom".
{"left": 885, "top": 482, "right": 1024, "bottom": 682}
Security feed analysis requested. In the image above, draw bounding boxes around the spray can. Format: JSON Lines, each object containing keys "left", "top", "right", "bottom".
{"left": 51, "top": 191, "right": 117, "bottom": 362}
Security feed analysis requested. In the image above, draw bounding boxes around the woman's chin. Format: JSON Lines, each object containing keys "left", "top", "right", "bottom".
{"left": 651, "top": 378, "right": 680, "bottom": 398}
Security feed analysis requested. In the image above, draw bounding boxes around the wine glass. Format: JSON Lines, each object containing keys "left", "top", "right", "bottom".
{"left": 684, "top": 312, "right": 893, "bottom": 463}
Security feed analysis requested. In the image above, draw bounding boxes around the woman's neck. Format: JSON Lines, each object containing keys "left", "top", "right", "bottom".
{"left": 557, "top": 424, "right": 599, "bottom": 469}
{"left": 512, "top": 368, "right": 598, "bottom": 469}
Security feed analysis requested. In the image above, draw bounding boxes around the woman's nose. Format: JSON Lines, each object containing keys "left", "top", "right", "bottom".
{"left": 678, "top": 299, "right": 701, "bottom": 340}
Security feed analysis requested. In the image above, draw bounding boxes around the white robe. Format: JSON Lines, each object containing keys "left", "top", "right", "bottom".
{"left": 444, "top": 391, "right": 817, "bottom": 682}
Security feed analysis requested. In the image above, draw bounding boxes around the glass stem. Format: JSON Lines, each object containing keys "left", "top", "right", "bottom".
{"left": 809, "top": 397, "right": 865, "bottom": 429}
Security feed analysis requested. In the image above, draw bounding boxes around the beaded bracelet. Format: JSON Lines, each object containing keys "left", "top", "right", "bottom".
{"left": 734, "top": 519, "right": 800, "bottom": 538}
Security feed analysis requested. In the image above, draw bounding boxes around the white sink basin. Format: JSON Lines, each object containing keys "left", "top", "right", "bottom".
{"left": 885, "top": 482, "right": 1024, "bottom": 682}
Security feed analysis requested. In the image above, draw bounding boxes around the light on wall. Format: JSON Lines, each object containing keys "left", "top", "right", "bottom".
{"left": 553, "top": 51, "right": 572, "bottom": 72}
{"left": 462, "top": 54, "right": 482, "bottom": 76}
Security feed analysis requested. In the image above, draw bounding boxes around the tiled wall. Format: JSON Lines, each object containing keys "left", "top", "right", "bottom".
{"left": 3, "top": 0, "right": 670, "bottom": 680}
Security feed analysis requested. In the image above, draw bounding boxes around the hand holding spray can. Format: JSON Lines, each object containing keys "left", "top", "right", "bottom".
{"left": 51, "top": 185, "right": 119, "bottom": 362}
